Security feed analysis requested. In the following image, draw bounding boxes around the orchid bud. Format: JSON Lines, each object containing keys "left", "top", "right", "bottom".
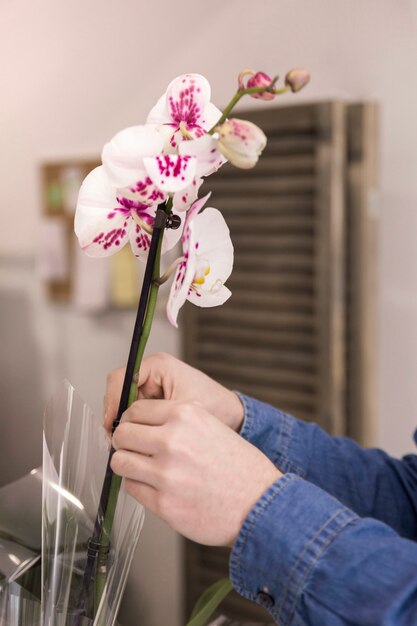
{"left": 216, "top": 118, "right": 267, "bottom": 169}
{"left": 238, "top": 69, "right": 275, "bottom": 100}
{"left": 247, "top": 72, "right": 275, "bottom": 100}
{"left": 285, "top": 68, "right": 310, "bottom": 92}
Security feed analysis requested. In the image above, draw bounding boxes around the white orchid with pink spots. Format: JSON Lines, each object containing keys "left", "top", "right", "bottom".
{"left": 167, "top": 194, "right": 233, "bottom": 327}
{"left": 146, "top": 74, "right": 222, "bottom": 152}
{"left": 101, "top": 124, "right": 198, "bottom": 211}
{"left": 75, "top": 166, "right": 183, "bottom": 259}
{"left": 75, "top": 69, "right": 309, "bottom": 325}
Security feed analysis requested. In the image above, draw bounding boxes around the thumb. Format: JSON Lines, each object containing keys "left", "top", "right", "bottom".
{"left": 103, "top": 367, "right": 125, "bottom": 431}
{"left": 136, "top": 354, "right": 169, "bottom": 400}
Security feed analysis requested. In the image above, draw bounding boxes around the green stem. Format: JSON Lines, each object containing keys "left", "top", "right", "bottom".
{"left": 94, "top": 217, "right": 166, "bottom": 619}
{"left": 208, "top": 85, "right": 290, "bottom": 133}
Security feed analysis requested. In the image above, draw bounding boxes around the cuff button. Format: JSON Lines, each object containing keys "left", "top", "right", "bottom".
{"left": 256, "top": 589, "right": 275, "bottom": 608}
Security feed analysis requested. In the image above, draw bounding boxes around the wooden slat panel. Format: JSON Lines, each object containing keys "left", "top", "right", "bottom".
{"left": 218, "top": 154, "right": 315, "bottom": 178}
{"left": 211, "top": 175, "right": 315, "bottom": 196}
{"left": 197, "top": 307, "right": 316, "bottom": 331}
{"left": 234, "top": 253, "right": 314, "bottom": 273}
{"left": 226, "top": 214, "right": 315, "bottom": 232}
{"left": 216, "top": 196, "right": 314, "bottom": 213}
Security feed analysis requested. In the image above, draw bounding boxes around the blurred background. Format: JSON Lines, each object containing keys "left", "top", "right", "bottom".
{"left": 1, "top": 0, "right": 417, "bottom": 624}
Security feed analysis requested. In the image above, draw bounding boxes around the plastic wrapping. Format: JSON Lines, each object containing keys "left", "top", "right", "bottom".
{"left": 0, "top": 380, "right": 144, "bottom": 626}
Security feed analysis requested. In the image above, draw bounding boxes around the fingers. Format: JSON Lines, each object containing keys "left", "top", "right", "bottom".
{"left": 136, "top": 355, "right": 162, "bottom": 399}
{"left": 103, "top": 353, "right": 176, "bottom": 430}
{"left": 111, "top": 449, "right": 158, "bottom": 487}
{"left": 124, "top": 398, "right": 180, "bottom": 426}
{"left": 136, "top": 352, "right": 176, "bottom": 400}
{"left": 112, "top": 422, "right": 160, "bottom": 455}
{"left": 124, "top": 479, "right": 160, "bottom": 515}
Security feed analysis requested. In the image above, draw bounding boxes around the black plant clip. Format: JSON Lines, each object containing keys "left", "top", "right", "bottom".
{"left": 165, "top": 214, "right": 182, "bottom": 230}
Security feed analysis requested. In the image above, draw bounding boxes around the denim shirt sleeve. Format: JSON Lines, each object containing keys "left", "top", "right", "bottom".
{"left": 237, "top": 393, "right": 417, "bottom": 539}
{"left": 230, "top": 474, "right": 417, "bottom": 626}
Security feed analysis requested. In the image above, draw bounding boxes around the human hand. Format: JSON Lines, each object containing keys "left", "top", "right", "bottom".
{"left": 104, "top": 352, "right": 244, "bottom": 433}
{"left": 111, "top": 399, "right": 282, "bottom": 546}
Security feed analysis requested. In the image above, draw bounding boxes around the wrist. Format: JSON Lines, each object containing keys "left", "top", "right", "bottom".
{"left": 227, "top": 391, "right": 245, "bottom": 432}
{"left": 230, "top": 466, "right": 283, "bottom": 546}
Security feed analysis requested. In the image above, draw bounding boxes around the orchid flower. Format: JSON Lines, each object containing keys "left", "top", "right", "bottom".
{"left": 146, "top": 74, "right": 222, "bottom": 152}
{"left": 167, "top": 194, "right": 233, "bottom": 328}
{"left": 74, "top": 166, "right": 183, "bottom": 258}
{"left": 102, "top": 125, "right": 197, "bottom": 211}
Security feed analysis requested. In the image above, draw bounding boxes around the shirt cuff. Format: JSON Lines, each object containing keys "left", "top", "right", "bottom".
{"left": 236, "top": 393, "right": 307, "bottom": 476}
{"left": 229, "top": 473, "right": 358, "bottom": 625}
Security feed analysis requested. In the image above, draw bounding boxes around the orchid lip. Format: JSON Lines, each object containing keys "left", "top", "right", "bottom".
{"left": 131, "top": 212, "right": 153, "bottom": 235}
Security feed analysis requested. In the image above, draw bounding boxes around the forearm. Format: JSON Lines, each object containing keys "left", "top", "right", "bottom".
{"left": 230, "top": 474, "right": 417, "bottom": 626}
{"left": 237, "top": 393, "right": 417, "bottom": 538}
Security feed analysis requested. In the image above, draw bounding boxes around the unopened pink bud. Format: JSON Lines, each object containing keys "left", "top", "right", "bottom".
{"left": 216, "top": 118, "right": 267, "bottom": 169}
{"left": 285, "top": 68, "right": 310, "bottom": 92}
{"left": 247, "top": 72, "right": 275, "bottom": 100}
{"left": 238, "top": 69, "right": 275, "bottom": 100}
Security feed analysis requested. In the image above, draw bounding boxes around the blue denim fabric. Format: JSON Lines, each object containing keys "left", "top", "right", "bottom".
{"left": 229, "top": 394, "right": 417, "bottom": 625}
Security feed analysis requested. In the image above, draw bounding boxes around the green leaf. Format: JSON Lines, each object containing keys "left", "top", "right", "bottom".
{"left": 186, "top": 577, "right": 233, "bottom": 626}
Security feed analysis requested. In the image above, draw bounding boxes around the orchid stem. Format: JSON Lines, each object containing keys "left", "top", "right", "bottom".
{"left": 94, "top": 205, "right": 169, "bottom": 619}
{"left": 73, "top": 199, "right": 171, "bottom": 626}
{"left": 208, "top": 85, "right": 290, "bottom": 133}
{"left": 94, "top": 223, "right": 165, "bottom": 619}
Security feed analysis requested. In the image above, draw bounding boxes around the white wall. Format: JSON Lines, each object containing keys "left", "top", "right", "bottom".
{"left": 2, "top": 0, "right": 417, "bottom": 623}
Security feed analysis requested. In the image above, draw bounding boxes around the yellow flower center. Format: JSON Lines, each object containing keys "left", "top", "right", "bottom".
{"left": 193, "top": 259, "right": 210, "bottom": 286}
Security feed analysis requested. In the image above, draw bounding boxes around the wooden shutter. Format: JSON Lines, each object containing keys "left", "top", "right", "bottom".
{"left": 182, "top": 101, "right": 378, "bottom": 622}
{"left": 345, "top": 103, "right": 379, "bottom": 444}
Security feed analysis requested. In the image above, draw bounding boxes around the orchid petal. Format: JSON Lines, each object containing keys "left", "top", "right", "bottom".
{"left": 146, "top": 93, "right": 171, "bottom": 127}
{"left": 102, "top": 125, "right": 164, "bottom": 188}
{"left": 166, "top": 74, "right": 211, "bottom": 127}
{"left": 183, "top": 193, "right": 212, "bottom": 238}
{"left": 129, "top": 222, "right": 152, "bottom": 261}
{"left": 75, "top": 166, "right": 130, "bottom": 257}
{"left": 128, "top": 206, "right": 183, "bottom": 260}
{"left": 167, "top": 254, "right": 196, "bottom": 328}
{"left": 187, "top": 284, "right": 232, "bottom": 307}
{"left": 143, "top": 154, "right": 196, "bottom": 193}
{"left": 157, "top": 124, "right": 182, "bottom": 153}
{"left": 172, "top": 177, "right": 204, "bottom": 212}
{"left": 146, "top": 74, "right": 222, "bottom": 152}
{"left": 190, "top": 207, "right": 234, "bottom": 289}
{"left": 179, "top": 134, "right": 226, "bottom": 178}
{"left": 198, "top": 101, "right": 222, "bottom": 131}
{"left": 119, "top": 177, "right": 166, "bottom": 206}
